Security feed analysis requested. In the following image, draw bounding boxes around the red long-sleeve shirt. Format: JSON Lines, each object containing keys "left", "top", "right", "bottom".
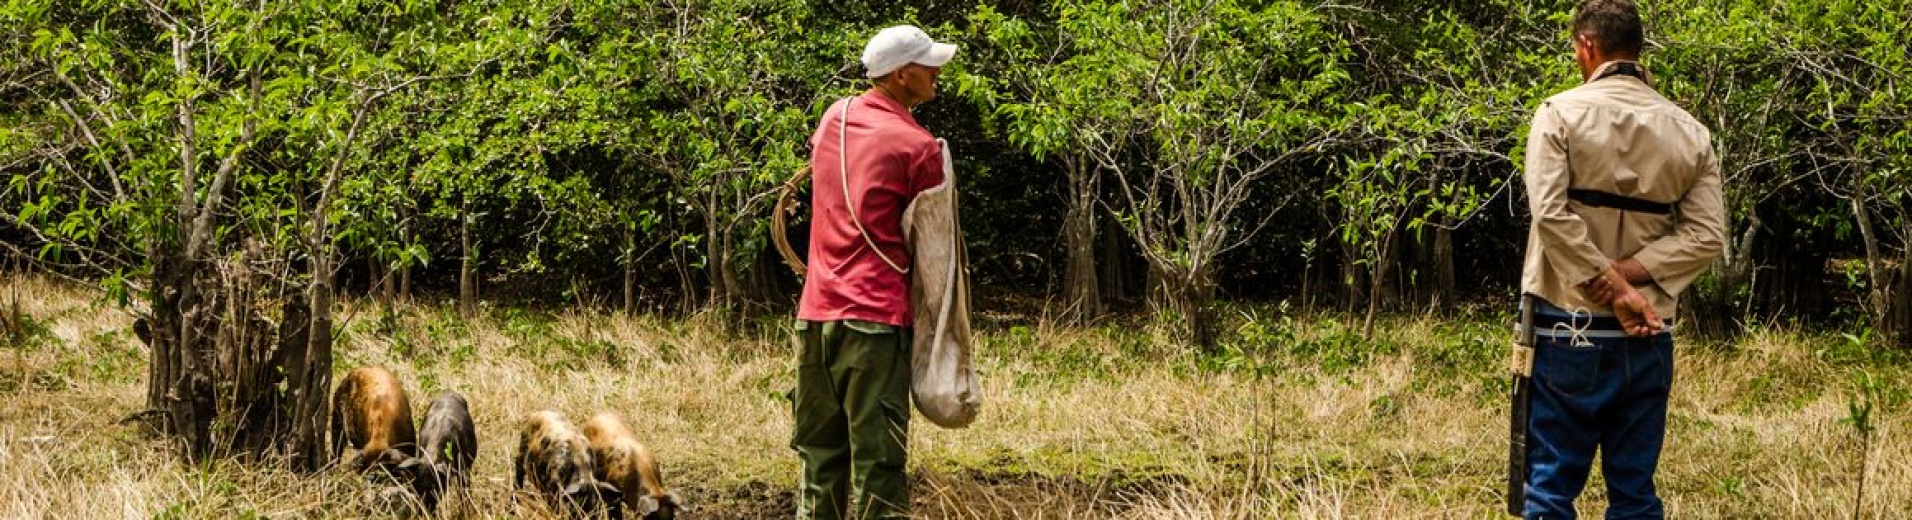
{"left": 797, "top": 94, "right": 945, "bottom": 327}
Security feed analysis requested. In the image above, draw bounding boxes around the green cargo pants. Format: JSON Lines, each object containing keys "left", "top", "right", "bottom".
{"left": 791, "top": 319, "right": 912, "bottom": 519}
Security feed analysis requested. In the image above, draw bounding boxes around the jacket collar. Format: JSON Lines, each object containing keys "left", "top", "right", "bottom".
{"left": 1586, "top": 59, "right": 1654, "bottom": 88}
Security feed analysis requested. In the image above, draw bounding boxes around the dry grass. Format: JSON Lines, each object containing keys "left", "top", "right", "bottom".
{"left": 2, "top": 273, "right": 1908, "bottom": 519}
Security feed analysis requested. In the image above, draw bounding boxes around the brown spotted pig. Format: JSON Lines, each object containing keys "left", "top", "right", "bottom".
{"left": 515, "top": 410, "right": 622, "bottom": 517}
{"left": 582, "top": 412, "right": 685, "bottom": 519}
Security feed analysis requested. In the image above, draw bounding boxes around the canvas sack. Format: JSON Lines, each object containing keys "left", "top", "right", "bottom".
{"left": 899, "top": 138, "right": 981, "bottom": 428}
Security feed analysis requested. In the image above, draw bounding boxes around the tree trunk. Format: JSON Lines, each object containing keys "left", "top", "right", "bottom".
{"left": 1062, "top": 205, "right": 1100, "bottom": 321}
{"left": 399, "top": 203, "right": 413, "bottom": 304}
{"left": 623, "top": 229, "right": 639, "bottom": 316}
{"left": 743, "top": 243, "right": 787, "bottom": 312}
{"left": 155, "top": 45, "right": 220, "bottom": 458}
{"left": 380, "top": 260, "right": 395, "bottom": 305}
{"left": 1684, "top": 214, "right": 1760, "bottom": 339}
{"left": 1300, "top": 259, "right": 1315, "bottom": 316}
{"left": 144, "top": 251, "right": 186, "bottom": 444}
{"left": 1062, "top": 158, "right": 1101, "bottom": 323}
{"left": 1852, "top": 196, "right": 1889, "bottom": 341}
{"left": 669, "top": 216, "right": 699, "bottom": 316}
{"left": 701, "top": 203, "right": 734, "bottom": 311}
{"left": 1893, "top": 238, "right": 1912, "bottom": 349}
{"left": 1099, "top": 210, "right": 1132, "bottom": 306}
{"left": 366, "top": 255, "right": 388, "bottom": 304}
{"left": 1341, "top": 241, "right": 1364, "bottom": 315}
{"left": 144, "top": 249, "right": 178, "bottom": 422}
{"left": 459, "top": 196, "right": 476, "bottom": 318}
{"left": 1421, "top": 169, "right": 1455, "bottom": 310}
{"left": 277, "top": 294, "right": 315, "bottom": 471}
{"left": 1157, "top": 265, "right": 1217, "bottom": 348}
{"left": 146, "top": 247, "right": 221, "bottom": 463}
{"left": 288, "top": 251, "right": 335, "bottom": 473}
{"left": 1432, "top": 224, "right": 1456, "bottom": 309}
{"left": 1363, "top": 219, "right": 1405, "bottom": 340}
{"left": 1363, "top": 242, "right": 1391, "bottom": 340}
{"left": 1146, "top": 262, "right": 1166, "bottom": 316}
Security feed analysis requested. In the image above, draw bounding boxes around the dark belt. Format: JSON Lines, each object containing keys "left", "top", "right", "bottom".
{"left": 1567, "top": 189, "right": 1673, "bottom": 215}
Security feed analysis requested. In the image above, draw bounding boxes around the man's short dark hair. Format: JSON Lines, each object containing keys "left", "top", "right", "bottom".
{"left": 1574, "top": 0, "right": 1645, "bottom": 56}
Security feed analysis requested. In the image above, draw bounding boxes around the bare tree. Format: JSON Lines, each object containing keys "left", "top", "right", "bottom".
{"left": 1064, "top": 0, "right": 1346, "bottom": 345}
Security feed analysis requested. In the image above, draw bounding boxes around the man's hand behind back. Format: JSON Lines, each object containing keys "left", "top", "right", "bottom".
{"left": 1609, "top": 290, "right": 1661, "bottom": 337}
{"left": 1579, "top": 268, "right": 1663, "bottom": 337}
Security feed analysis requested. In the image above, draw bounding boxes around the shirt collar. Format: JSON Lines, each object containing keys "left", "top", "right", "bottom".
{"left": 859, "top": 92, "right": 921, "bottom": 128}
{"left": 1586, "top": 59, "right": 1654, "bottom": 88}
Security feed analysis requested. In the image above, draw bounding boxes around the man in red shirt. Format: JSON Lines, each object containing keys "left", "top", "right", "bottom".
{"left": 791, "top": 25, "right": 953, "bottom": 519}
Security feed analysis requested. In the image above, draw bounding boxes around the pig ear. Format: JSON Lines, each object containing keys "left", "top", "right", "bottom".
{"left": 396, "top": 457, "right": 425, "bottom": 473}
{"left": 358, "top": 449, "right": 395, "bottom": 472}
{"left": 633, "top": 495, "right": 660, "bottom": 517}
{"left": 385, "top": 451, "right": 418, "bottom": 474}
{"left": 599, "top": 482, "right": 624, "bottom": 503}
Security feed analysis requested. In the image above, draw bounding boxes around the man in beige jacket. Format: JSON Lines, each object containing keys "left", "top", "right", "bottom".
{"left": 1515, "top": 1, "right": 1725, "bottom": 518}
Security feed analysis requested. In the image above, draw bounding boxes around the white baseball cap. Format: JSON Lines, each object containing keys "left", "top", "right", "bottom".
{"left": 860, "top": 25, "right": 957, "bottom": 79}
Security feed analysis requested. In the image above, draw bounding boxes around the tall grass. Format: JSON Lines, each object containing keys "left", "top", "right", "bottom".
{"left": 1, "top": 274, "right": 1907, "bottom": 518}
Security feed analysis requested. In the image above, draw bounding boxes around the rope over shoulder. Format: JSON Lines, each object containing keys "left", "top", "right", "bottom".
{"left": 772, "top": 166, "right": 809, "bottom": 278}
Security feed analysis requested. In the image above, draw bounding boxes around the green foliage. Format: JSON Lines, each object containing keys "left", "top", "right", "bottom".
{"left": 82, "top": 329, "right": 143, "bottom": 384}
{"left": 979, "top": 0, "right": 1358, "bottom": 343}
{"left": 1, "top": 298, "right": 50, "bottom": 352}
{"left": 500, "top": 306, "right": 555, "bottom": 342}
{"left": 1840, "top": 367, "right": 1908, "bottom": 514}
{"left": 1206, "top": 313, "right": 1292, "bottom": 375}
{"left": 1208, "top": 309, "right": 1403, "bottom": 375}
{"left": 1290, "top": 318, "right": 1396, "bottom": 373}
{"left": 637, "top": 0, "right": 842, "bottom": 305}
{"left": 1, "top": 0, "right": 1908, "bottom": 335}
{"left": 1818, "top": 327, "right": 1912, "bottom": 366}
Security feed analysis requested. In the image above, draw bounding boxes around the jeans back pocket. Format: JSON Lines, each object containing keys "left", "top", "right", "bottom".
{"left": 1536, "top": 335, "right": 1604, "bottom": 396}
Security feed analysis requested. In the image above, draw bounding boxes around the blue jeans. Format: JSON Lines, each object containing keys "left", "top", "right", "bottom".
{"left": 1523, "top": 329, "right": 1674, "bottom": 519}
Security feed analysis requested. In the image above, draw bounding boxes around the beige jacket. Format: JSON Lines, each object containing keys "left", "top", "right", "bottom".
{"left": 1521, "top": 64, "right": 1727, "bottom": 319}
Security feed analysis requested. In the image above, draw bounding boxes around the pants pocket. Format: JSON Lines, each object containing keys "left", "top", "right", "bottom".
{"left": 1536, "top": 336, "right": 1603, "bottom": 396}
